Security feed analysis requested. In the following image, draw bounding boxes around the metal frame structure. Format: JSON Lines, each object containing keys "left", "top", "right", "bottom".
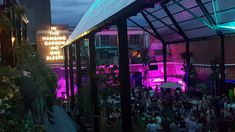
{"left": 63, "top": 0, "right": 235, "bottom": 131}
{"left": 63, "top": 47, "right": 69, "bottom": 98}
{"left": 69, "top": 45, "right": 75, "bottom": 110}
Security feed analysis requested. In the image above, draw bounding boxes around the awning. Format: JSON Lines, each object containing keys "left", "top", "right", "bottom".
{"left": 64, "top": 0, "right": 235, "bottom": 47}
{"left": 64, "top": 0, "right": 139, "bottom": 47}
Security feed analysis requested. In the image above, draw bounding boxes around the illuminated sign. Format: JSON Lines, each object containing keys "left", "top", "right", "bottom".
{"left": 37, "top": 25, "right": 69, "bottom": 64}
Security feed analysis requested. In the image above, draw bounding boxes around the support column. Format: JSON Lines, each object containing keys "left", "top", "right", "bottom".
{"left": 220, "top": 35, "right": 225, "bottom": 96}
{"left": 64, "top": 47, "right": 69, "bottom": 98}
{"left": 163, "top": 43, "right": 167, "bottom": 83}
{"left": 117, "top": 20, "right": 132, "bottom": 132}
{"left": 141, "top": 12, "right": 167, "bottom": 83}
{"left": 17, "top": 19, "right": 22, "bottom": 45}
{"left": 88, "top": 34, "right": 99, "bottom": 132}
{"left": 69, "top": 45, "right": 75, "bottom": 110}
{"left": 23, "top": 23, "right": 27, "bottom": 42}
{"left": 75, "top": 40, "right": 82, "bottom": 89}
{"left": 186, "top": 41, "right": 190, "bottom": 89}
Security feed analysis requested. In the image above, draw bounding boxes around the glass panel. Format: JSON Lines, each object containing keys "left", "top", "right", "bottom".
{"left": 151, "top": 9, "right": 168, "bottom": 19}
{"left": 173, "top": 11, "right": 194, "bottom": 22}
{"left": 157, "top": 27, "right": 175, "bottom": 35}
{"left": 152, "top": 20, "right": 165, "bottom": 28}
{"left": 185, "top": 27, "right": 216, "bottom": 39}
{"left": 68, "top": 0, "right": 137, "bottom": 44}
{"left": 162, "top": 33, "right": 184, "bottom": 43}
{"left": 218, "top": 9, "right": 235, "bottom": 24}
{"left": 218, "top": 0, "right": 235, "bottom": 12}
{"left": 179, "top": 18, "right": 206, "bottom": 30}
{"left": 167, "top": 3, "right": 184, "bottom": 14}
{"left": 179, "top": 0, "right": 198, "bottom": 9}
{"left": 161, "top": 17, "right": 173, "bottom": 25}
{"left": 128, "top": 14, "right": 148, "bottom": 27}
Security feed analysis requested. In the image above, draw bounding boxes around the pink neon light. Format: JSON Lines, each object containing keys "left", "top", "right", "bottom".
{"left": 56, "top": 77, "right": 78, "bottom": 98}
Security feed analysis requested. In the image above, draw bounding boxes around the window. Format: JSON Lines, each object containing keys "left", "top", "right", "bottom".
{"left": 100, "top": 35, "right": 117, "bottom": 46}
{"left": 129, "top": 35, "right": 143, "bottom": 45}
{"left": 95, "top": 36, "right": 100, "bottom": 46}
{"left": 100, "top": 35, "right": 110, "bottom": 46}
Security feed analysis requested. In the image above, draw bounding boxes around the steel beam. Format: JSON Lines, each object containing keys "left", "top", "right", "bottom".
{"left": 163, "top": 43, "right": 167, "bottom": 83}
{"left": 69, "top": 45, "right": 75, "bottom": 110}
{"left": 23, "top": 23, "right": 27, "bottom": 41}
{"left": 64, "top": 47, "right": 70, "bottom": 99}
{"left": 195, "top": 0, "right": 225, "bottom": 95}
{"left": 161, "top": 4, "right": 188, "bottom": 40}
{"left": 141, "top": 12, "right": 165, "bottom": 42}
{"left": 220, "top": 35, "right": 225, "bottom": 96}
{"left": 128, "top": 18, "right": 160, "bottom": 39}
{"left": 141, "top": 11, "right": 167, "bottom": 83}
{"left": 186, "top": 41, "right": 190, "bottom": 88}
{"left": 144, "top": 10, "right": 180, "bottom": 34}
{"left": 195, "top": 0, "right": 218, "bottom": 32}
{"left": 173, "top": 0, "right": 214, "bottom": 30}
{"left": 152, "top": 5, "right": 235, "bottom": 31}
{"left": 75, "top": 40, "right": 82, "bottom": 90}
{"left": 88, "top": 34, "right": 99, "bottom": 132}
{"left": 117, "top": 20, "right": 132, "bottom": 132}
{"left": 162, "top": 4, "right": 191, "bottom": 87}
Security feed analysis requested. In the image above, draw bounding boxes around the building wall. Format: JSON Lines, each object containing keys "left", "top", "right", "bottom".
{"left": 169, "top": 36, "right": 235, "bottom": 80}
{"left": 19, "top": 0, "right": 51, "bottom": 44}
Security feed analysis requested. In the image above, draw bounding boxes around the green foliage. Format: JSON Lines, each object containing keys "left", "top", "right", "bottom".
{"left": 0, "top": 66, "right": 34, "bottom": 131}
{"left": 96, "top": 65, "right": 119, "bottom": 104}
{"left": 14, "top": 43, "right": 57, "bottom": 101}
{"left": 0, "top": 42, "right": 57, "bottom": 131}
{"left": 76, "top": 83, "right": 92, "bottom": 122}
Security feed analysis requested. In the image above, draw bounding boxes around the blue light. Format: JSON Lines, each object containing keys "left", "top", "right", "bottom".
{"left": 217, "top": 21, "right": 235, "bottom": 30}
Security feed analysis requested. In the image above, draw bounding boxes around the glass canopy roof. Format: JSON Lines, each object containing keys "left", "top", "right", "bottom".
{"left": 66, "top": 0, "right": 235, "bottom": 46}
{"left": 66, "top": 0, "right": 137, "bottom": 45}
{"left": 129, "top": 0, "right": 235, "bottom": 44}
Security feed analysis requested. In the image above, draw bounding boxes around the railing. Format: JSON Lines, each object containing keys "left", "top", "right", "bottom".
{"left": 193, "top": 64, "right": 235, "bottom": 80}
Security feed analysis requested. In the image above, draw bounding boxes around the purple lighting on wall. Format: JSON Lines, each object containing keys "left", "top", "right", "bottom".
{"left": 130, "top": 62, "right": 186, "bottom": 91}
{"left": 96, "top": 62, "right": 186, "bottom": 92}
{"left": 56, "top": 77, "right": 78, "bottom": 98}
{"left": 51, "top": 67, "right": 78, "bottom": 98}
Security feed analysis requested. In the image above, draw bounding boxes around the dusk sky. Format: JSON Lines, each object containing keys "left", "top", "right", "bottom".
{"left": 51, "top": 0, "right": 93, "bottom": 27}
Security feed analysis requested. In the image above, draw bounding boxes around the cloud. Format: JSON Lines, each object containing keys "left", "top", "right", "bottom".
{"left": 51, "top": 0, "right": 93, "bottom": 27}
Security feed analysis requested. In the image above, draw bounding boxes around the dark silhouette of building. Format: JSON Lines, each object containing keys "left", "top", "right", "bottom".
{"left": 19, "top": 0, "right": 51, "bottom": 45}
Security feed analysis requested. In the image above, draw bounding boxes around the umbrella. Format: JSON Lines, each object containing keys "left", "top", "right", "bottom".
{"left": 159, "top": 82, "right": 182, "bottom": 89}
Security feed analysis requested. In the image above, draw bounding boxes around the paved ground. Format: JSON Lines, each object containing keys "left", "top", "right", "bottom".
{"left": 46, "top": 105, "right": 78, "bottom": 132}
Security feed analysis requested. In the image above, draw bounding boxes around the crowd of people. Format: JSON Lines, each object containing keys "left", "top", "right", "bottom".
{"left": 134, "top": 86, "right": 235, "bottom": 132}
{"left": 100, "top": 86, "right": 235, "bottom": 132}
